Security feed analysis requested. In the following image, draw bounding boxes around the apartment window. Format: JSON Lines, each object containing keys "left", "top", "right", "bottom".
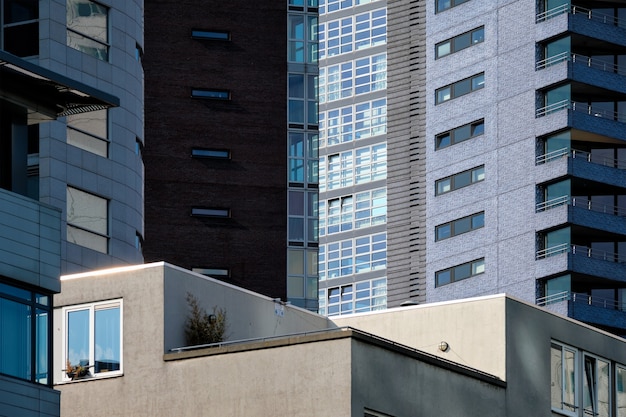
{"left": 63, "top": 300, "right": 122, "bottom": 380}
{"left": 319, "top": 98, "right": 386, "bottom": 147}
{"left": 436, "top": 73, "right": 484, "bottom": 104}
{"left": 191, "top": 29, "right": 230, "bottom": 41}
{"left": 191, "top": 89, "right": 230, "bottom": 100}
{"left": 319, "top": 8, "right": 386, "bottom": 60}
{"left": 436, "top": 0, "right": 470, "bottom": 13}
{"left": 67, "top": 187, "right": 109, "bottom": 253}
{"left": 617, "top": 365, "right": 626, "bottom": 415}
{"left": 66, "top": 109, "right": 108, "bottom": 157}
{"left": 435, "top": 119, "right": 484, "bottom": 150}
{"left": 287, "top": 248, "right": 318, "bottom": 300}
{"left": 191, "top": 148, "right": 230, "bottom": 159}
{"left": 2, "top": 0, "right": 39, "bottom": 56}
{"left": 192, "top": 268, "right": 230, "bottom": 278}
{"left": 436, "top": 27, "right": 484, "bottom": 59}
{"left": 323, "top": 278, "right": 386, "bottom": 316}
{"left": 289, "top": 132, "right": 319, "bottom": 185}
{"left": 288, "top": 12, "right": 318, "bottom": 63}
{"left": 288, "top": 190, "right": 318, "bottom": 244}
{"left": 583, "top": 354, "right": 611, "bottom": 417}
{"left": 288, "top": 73, "right": 318, "bottom": 127}
{"left": 67, "top": 0, "right": 109, "bottom": 61}
{"left": 551, "top": 342, "right": 578, "bottom": 415}
{"left": 319, "top": 233, "right": 386, "bottom": 280}
{"left": 0, "top": 281, "right": 51, "bottom": 385}
{"left": 435, "top": 258, "right": 484, "bottom": 287}
{"left": 435, "top": 212, "right": 484, "bottom": 241}
{"left": 191, "top": 207, "right": 230, "bottom": 218}
{"left": 436, "top": 166, "right": 484, "bottom": 195}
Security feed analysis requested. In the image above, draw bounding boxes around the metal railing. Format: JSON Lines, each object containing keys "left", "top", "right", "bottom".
{"left": 536, "top": 52, "right": 625, "bottom": 75}
{"left": 537, "top": 4, "right": 626, "bottom": 28}
{"left": 536, "top": 147, "right": 626, "bottom": 169}
{"left": 537, "top": 291, "right": 626, "bottom": 311}
{"left": 536, "top": 100, "right": 626, "bottom": 121}
{"left": 536, "top": 243, "right": 626, "bottom": 263}
{"left": 536, "top": 196, "right": 626, "bottom": 216}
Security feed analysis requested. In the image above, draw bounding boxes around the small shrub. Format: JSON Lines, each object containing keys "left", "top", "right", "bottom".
{"left": 185, "top": 292, "right": 227, "bottom": 346}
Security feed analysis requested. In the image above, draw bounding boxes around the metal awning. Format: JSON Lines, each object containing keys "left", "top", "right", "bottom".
{"left": 0, "top": 50, "right": 119, "bottom": 124}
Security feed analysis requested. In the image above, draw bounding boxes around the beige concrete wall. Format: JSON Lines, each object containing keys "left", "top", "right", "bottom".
{"left": 57, "top": 336, "right": 353, "bottom": 417}
{"left": 331, "top": 294, "right": 508, "bottom": 380}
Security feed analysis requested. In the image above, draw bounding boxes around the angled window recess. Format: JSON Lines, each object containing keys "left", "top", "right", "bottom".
{"left": 191, "top": 89, "right": 230, "bottom": 100}
{"left": 191, "top": 207, "right": 230, "bottom": 218}
{"left": 192, "top": 268, "right": 230, "bottom": 278}
{"left": 191, "top": 148, "right": 230, "bottom": 159}
{"left": 192, "top": 30, "right": 230, "bottom": 41}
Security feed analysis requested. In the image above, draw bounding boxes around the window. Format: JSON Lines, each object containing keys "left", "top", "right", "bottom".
{"left": 63, "top": 300, "right": 122, "bottom": 380}
{"left": 67, "top": 187, "right": 109, "bottom": 253}
{"left": 435, "top": 258, "right": 484, "bottom": 287}
{"left": 288, "top": 132, "right": 318, "bottom": 185}
{"left": 319, "top": 98, "right": 386, "bottom": 147}
{"left": 287, "top": 248, "right": 318, "bottom": 300}
{"left": 67, "top": 109, "right": 108, "bottom": 157}
{"left": 67, "top": 0, "right": 109, "bottom": 61}
{"left": 551, "top": 342, "right": 578, "bottom": 415}
{"left": 435, "top": 212, "right": 484, "bottom": 241}
{"left": 0, "top": 281, "right": 51, "bottom": 385}
{"left": 321, "top": 278, "right": 386, "bottom": 316}
{"left": 318, "top": 54, "right": 386, "bottom": 103}
{"left": 288, "top": 73, "right": 318, "bottom": 127}
{"left": 319, "top": 233, "right": 386, "bottom": 280}
{"left": 319, "top": 8, "right": 386, "bottom": 59}
{"left": 191, "top": 29, "right": 230, "bottom": 41}
{"left": 192, "top": 268, "right": 230, "bottom": 278}
{"left": 191, "top": 148, "right": 230, "bottom": 159}
{"left": 435, "top": 119, "right": 484, "bottom": 150}
{"left": 436, "top": 0, "right": 470, "bottom": 13}
{"left": 191, "top": 207, "right": 230, "bottom": 218}
{"left": 436, "top": 166, "right": 484, "bottom": 195}
{"left": 191, "top": 89, "right": 230, "bottom": 100}
{"left": 2, "top": 0, "right": 39, "bottom": 56}
{"left": 436, "top": 73, "right": 484, "bottom": 104}
{"left": 583, "top": 354, "right": 611, "bottom": 417}
{"left": 288, "top": 12, "right": 318, "bottom": 63}
{"left": 436, "top": 26, "right": 484, "bottom": 58}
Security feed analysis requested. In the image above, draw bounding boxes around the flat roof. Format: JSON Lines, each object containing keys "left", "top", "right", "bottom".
{"left": 0, "top": 50, "right": 119, "bottom": 123}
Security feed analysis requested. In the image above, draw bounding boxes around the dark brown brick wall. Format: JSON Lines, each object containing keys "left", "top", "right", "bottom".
{"left": 143, "top": 0, "right": 288, "bottom": 299}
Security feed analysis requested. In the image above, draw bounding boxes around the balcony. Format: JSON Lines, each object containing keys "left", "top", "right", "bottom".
{"left": 537, "top": 291, "right": 626, "bottom": 331}
{"left": 536, "top": 244, "right": 626, "bottom": 283}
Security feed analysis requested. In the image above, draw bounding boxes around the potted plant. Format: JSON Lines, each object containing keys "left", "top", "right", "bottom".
{"left": 64, "top": 359, "right": 92, "bottom": 380}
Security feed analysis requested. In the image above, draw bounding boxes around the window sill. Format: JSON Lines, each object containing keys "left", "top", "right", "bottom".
{"left": 55, "top": 372, "right": 123, "bottom": 385}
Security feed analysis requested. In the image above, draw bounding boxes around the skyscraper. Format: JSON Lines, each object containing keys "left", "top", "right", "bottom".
{"left": 317, "top": 0, "right": 389, "bottom": 316}
{"left": 387, "top": 0, "right": 626, "bottom": 335}
{"left": 0, "top": 0, "right": 144, "bottom": 414}
{"left": 143, "top": 0, "right": 319, "bottom": 309}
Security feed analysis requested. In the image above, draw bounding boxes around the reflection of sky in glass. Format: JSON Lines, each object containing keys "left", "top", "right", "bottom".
{"left": 95, "top": 307, "right": 120, "bottom": 362}
{"left": 67, "top": 309, "right": 89, "bottom": 365}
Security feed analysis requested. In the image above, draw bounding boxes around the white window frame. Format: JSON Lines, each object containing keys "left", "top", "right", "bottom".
{"left": 551, "top": 341, "right": 579, "bottom": 416}
{"left": 62, "top": 299, "right": 123, "bottom": 381}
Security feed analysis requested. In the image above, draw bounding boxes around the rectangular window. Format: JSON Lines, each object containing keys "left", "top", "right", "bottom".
{"left": 436, "top": 27, "right": 484, "bottom": 59}
{"left": 435, "top": 119, "right": 484, "bottom": 150}
{"left": 2, "top": 0, "right": 39, "bottom": 56}
{"left": 192, "top": 268, "right": 230, "bottom": 277}
{"left": 435, "top": 212, "right": 484, "bottom": 241}
{"left": 435, "top": 258, "right": 484, "bottom": 287}
{"left": 191, "top": 29, "right": 230, "bottom": 40}
{"left": 67, "top": 187, "right": 109, "bottom": 253}
{"left": 63, "top": 300, "right": 122, "bottom": 380}
{"left": 436, "top": 0, "right": 470, "bottom": 13}
{"left": 191, "top": 207, "right": 230, "bottom": 218}
{"left": 436, "top": 73, "right": 484, "bottom": 104}
{"left": 191, "top": 148, "right": 230, "bottom": 159}
{"left": 583, "top": 354, "right": 610, "bottom": 417}
{"left": 191, "top": 89, "right": 230, "bottom": 100}
{"left": 436, "top": 166, "right": 484, "bottom": 195}
{"left": 551, "top": 342, "right": 578, "bottom": 415}
{"left": 67, "top": 109, "right": 108, "bottom": 157}
{"left": 0, "top": 281, "right": 51, "bottom": 385}
{"left": 67, "top": 0, "right": 109, "bottom": 61}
